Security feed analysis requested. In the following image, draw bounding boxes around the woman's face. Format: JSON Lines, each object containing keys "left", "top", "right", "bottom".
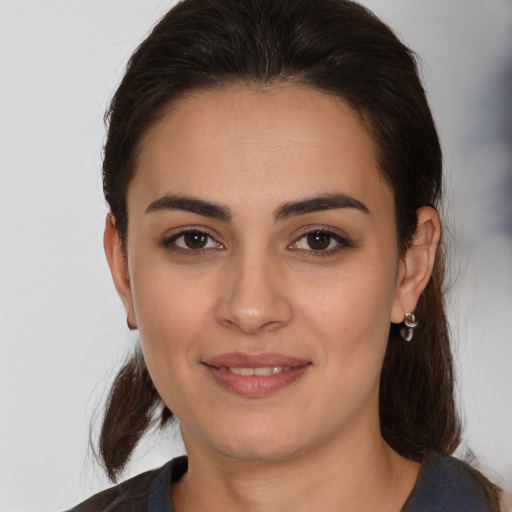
{"left": 112, "top": 84, "right": 411, "bottom": 462}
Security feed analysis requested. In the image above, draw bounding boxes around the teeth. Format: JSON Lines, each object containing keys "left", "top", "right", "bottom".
{"left": 254, "top": 367, "right": 275, "bottom": 376}
{"left": 226, "top": 366, "right": 291, "bottom": 376}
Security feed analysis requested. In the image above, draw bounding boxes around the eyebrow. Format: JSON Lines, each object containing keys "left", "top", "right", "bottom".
{"left": 145, "top": 192, "right": 369, "bottom": 222}
{"left": 274, "top": 193, "right": 370, "bottom": 221}
{"left": 145, "top": 195, "right": 231, "bottom": 221}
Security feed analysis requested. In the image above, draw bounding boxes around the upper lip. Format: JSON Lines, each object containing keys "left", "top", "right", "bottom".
{"left": 203, "top": 352, "right": 311, "bottom": 368}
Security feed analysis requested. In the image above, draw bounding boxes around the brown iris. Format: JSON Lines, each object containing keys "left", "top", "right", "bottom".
{"left": 307, "top": 231, "right": 331, "bottom": 250}
{"left": 184, "top": 232, "right": 209, "bottom": 249}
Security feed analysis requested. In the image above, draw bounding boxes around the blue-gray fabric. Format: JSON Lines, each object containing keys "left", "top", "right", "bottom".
{"left": 67, "top": 453, "right": 494, "bottom": 511}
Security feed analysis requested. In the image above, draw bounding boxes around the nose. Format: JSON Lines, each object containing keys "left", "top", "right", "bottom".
{"left": 215, "top": 250, "right": 293, "bottom": 334}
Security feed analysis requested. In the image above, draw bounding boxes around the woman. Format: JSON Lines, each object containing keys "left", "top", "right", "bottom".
{"left": 69, "top": 0, "right": 502, "bottom": 510}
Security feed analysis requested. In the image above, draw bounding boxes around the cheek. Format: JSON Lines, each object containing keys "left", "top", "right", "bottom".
{"left": 135, "top": 280, "right": 200, "bottom": 341}
{"left": 129, "top": 260, "right": 215, "bottom": 391}
{"left": 130, "top": 245, "right": 214, "bottom": 333}
{"left": 294, "top": 249, "right": 397, "bottom": 381}
{"left": 295, "top": 264, "right": 394, "bottom": 426}
{"left": 297, "top": 253, "right": 397, "bottom": 339}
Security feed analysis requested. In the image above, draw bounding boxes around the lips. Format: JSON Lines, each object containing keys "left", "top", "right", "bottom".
{"left": 202, "top": 352, "right": 311, "bottom": 397}
{"left": 204, "top": 352, "right": 310, "bottom": 368}
{"left": 224, "top": 366, "right": 291, "bottom": 376}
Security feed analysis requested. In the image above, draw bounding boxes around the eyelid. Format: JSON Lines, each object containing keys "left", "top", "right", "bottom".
{"left": 288, "top": 226, "right": 353, "bottom": 254}
{"left": 160, "top": 226, "right": 225, "bottom": 252}
{"left": 158, "top": 225, "right": 353, "bottom": 257}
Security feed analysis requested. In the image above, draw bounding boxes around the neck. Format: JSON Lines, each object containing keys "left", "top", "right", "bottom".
{"left": 171, "top": 423, "right": 420, "bottom": 512}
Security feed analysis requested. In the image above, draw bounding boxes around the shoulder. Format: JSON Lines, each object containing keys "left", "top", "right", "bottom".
{"left": 402, "top": 452, "right": 496, "bottom": 512}
{"left": 65, "top": 465, "right": 168, "bottom": 512}
{"left": 65, "top": 457, "right": 187, "bottom": 512}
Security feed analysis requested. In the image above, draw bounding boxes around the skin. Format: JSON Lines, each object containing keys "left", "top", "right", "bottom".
{"left": 105, "top": 84, "right": 441, "bottom": 512}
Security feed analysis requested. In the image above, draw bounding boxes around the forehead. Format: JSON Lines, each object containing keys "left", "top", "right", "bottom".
{"left": 129, "top": 84, "right": 393, "bottom": 217}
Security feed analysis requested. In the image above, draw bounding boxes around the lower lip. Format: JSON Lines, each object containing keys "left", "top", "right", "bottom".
{"left": 204, "top": 364, "right": 311, "bottom": 397}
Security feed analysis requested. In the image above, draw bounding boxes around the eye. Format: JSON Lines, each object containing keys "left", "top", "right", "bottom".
{"left": 289, "top": 230, "right": 349, "bottom": 253}
{"left": 164, "top": 230, "right": 223, "bottom": 251}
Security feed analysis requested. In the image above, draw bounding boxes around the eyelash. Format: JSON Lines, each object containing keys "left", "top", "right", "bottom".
{"left": 160, "top": 229, "right": 223, "bottom": 255}
{"left": 288, "top": 228, "right": 352, "bottom": 258}
{"left": 160, "top": 228, "right": 352, "bottom": 257}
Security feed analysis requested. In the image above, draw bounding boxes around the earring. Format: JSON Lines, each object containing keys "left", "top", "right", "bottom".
{"left": 400, "top": 312, "right": 418, "bottom": 342}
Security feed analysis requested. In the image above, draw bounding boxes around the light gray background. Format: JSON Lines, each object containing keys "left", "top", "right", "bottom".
{"left": 1, "top": 1, "right": 511, "bottom": 511}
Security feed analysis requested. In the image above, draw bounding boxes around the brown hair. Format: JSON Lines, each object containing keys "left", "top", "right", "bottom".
{"left": 98, "top": 0, "right": 500, "bottom": 506}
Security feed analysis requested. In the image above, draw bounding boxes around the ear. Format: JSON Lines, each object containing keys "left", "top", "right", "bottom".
{"left": 103, "top": 214, "right": 137, "bottom": 329}
{"left": 391, "top": 206, "right": 441, "bottom": 323}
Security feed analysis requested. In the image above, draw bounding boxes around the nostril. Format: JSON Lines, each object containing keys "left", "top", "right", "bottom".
{"left": 218, "top": 308, "right": 292, "bottom": 335}
{"left": 214, "top": 263, "right": 294, "bottom": 333}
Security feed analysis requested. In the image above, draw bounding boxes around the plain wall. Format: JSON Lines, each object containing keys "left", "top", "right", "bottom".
{"left": 0, "top": 1, "right": 511, "bottom": 510}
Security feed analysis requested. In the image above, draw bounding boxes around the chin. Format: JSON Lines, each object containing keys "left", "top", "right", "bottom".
{"left": 218, "top": 437, "right": 302, "bottom": 463}
{"left": 199, "top": 417, "right": 310, "bottom": 463}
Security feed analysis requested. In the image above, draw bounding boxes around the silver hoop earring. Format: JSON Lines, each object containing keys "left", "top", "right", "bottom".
{"left": 400, "top": 312, "right": 418, "bottom": 342}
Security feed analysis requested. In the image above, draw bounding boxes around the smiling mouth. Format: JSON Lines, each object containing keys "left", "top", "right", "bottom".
{"left": 216, "top": 366, "right": 292, "bottom": 376}
{"left": 202, "top": 353, "right": 311, "bottom": 396}
{"left": 203, "top": 351, "right": 310, "bottom": 368}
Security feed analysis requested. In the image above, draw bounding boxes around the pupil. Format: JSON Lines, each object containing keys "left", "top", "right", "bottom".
{"left": 185, "top": 232, "right": 207, "bottom": 249}
{"left": 307, "top": 232, "right": 330, "bottom": 250}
